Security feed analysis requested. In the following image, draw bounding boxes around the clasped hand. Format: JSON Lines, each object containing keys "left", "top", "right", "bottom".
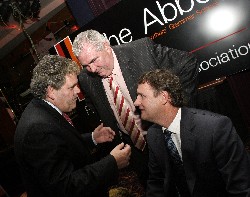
{"left": 92, "top": 123, "right": 115, "bottom": 143}
{"left": 110, "top": 143, "right": 131, "bottom": 169}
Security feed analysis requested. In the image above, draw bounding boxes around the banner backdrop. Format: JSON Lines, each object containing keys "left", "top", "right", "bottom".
{"left": 50, "top": 0, "right": 250, "bottom": 85}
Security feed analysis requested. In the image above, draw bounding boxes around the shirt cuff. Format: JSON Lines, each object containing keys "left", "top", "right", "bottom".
{"left": 91, "top": 132, "right": 97, "bottom": 145}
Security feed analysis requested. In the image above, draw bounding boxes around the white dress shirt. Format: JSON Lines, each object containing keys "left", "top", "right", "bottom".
{"left": 162, "top": 108, "right": 182, "bottom": 159}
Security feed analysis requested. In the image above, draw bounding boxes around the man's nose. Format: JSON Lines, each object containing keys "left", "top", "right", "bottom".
{"left": 87, "top": 64, "right": 97, "bottom": 72}
{"left": 134, "top": 98, "right": 139, "bottom": 106}
{"left": 75, "top": 85, "right": 81, "bottom": 94}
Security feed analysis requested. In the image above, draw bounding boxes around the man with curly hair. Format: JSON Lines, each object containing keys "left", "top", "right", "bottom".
{"left": 14, "top": 55, "right": 131, "bottom": 197}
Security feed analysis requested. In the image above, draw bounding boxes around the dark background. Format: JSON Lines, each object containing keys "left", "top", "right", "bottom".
{"left": 56, "top": 0, "right": 250, "bottom": 85}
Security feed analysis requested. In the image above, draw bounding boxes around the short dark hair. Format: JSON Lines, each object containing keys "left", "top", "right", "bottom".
{"left": 138, "top": 69, "right": 184, "bottom": 107}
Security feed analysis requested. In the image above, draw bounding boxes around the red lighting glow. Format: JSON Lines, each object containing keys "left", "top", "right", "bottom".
{"left": 71, "top": 25, "right": 79, "bottom": 32}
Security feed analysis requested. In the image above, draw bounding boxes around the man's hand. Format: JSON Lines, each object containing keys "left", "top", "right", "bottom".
{"left": 110, "top": 143, "right": 131, "bottom": 169}
{"left": 92, "top": 123, "right": 115, "bottom": 143}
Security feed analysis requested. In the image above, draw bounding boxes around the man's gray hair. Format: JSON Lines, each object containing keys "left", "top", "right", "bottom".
{"left": 72, "top": 29, "right": 109, "bottom": 57}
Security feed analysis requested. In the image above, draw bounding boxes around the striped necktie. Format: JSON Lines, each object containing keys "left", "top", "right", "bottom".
{"left": 109, "top": 76, "right": 146, "bottom": 150}
{"left": 164, "top": 129, "right": 190, "bottom": 196}
{"left": 63, "top": 112, "right": 74, "bottom": 127}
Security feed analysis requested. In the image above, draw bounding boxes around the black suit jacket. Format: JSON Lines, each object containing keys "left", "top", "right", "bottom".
{"left": 146, "top": 107, "right": 250, "bottom": 197}
{"left": 14, "top": 98, "right": 118, "bottom": 197}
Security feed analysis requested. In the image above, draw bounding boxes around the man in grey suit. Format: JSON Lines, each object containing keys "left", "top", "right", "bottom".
{"left": 14, "top": 55, "right": 131, "bottom": 197}
{"left": 134, "top": 69, "right": 250, "bottom": 196}
{"left": 72, "top": 29, "right": 199, "bottom": 187}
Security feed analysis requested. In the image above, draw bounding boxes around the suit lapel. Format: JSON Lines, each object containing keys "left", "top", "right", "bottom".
{"left": 57, "top": 112, "right": 87, "bottom": 143}
{"left": 36, "top": 99, "right": 84, "bottom": 141}
{"left": 89, "top": 75, "right": 115, "bottom": 118}
{"left": 151, "top": 125, "right": 172, "bottom": 174}
{"left": 113, "top": 47, "right": 144, "bottom": 102}
{"left": 180, "top": 107, "right": 197, "bottom": 195}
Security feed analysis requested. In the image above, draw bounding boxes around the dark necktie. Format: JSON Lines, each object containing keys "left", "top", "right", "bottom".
{"left": 164, "top": 130, "right": 182, "bottom": 165}
{"left": 62, "top": 113, "right": 74, "bottom": 127}
{"left": 164, "top": 129, "right": 190, "bottom": 197}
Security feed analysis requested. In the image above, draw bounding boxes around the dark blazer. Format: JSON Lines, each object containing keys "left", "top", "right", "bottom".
{"left": 146, "top": 107, "right": 250, "bottom": 197}
{"left": 78, "top": 37, "right": 198, "bottom": 143}
{"left": 14, "top": 98, "right": 118, "bottom": 197}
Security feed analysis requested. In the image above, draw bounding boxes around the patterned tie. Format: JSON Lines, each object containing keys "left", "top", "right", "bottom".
{"left": 164, "top": 130, "right": 182, "bottom": 165}
{"left": 164, "top": 129, "right": 190, "bottom": 197}
{"left": 109, "top": 76, "right": 146, "bottom": 150}
{"left": 62, "top": 112, "right": 74, "bottom": 127}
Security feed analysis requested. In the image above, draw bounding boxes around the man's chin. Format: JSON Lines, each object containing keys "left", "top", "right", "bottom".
{"left": 98, "top": 72, "right": 107, "bottom": 78}
{"left": 69, "top": 103, "right": 77, "bottom": 111}
{"left": 99, "top": 70, "right": 112, "bottom": 78}
{"left": 141, "top": 114, "right": 148, "bottom": 121}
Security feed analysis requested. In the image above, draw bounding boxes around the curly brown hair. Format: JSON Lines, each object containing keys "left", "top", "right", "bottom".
{"left": 138, "top": 69, "right": 185, "bottom": 107}
{"left": 30, "top": 55, "right": 80, "bottom": 99}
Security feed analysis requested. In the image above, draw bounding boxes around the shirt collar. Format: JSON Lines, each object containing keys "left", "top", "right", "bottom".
{"left": 162, "top": 108, "right": 181, "bottom": 134}
{"left": 43, "top": 99, "right": 62, "bottom": 115}
{"left": 108, "top": 49, "right": 121, "bottom": 78}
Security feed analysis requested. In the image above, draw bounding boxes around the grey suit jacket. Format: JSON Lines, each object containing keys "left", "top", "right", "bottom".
{"left": 146, "top": 107, "right": 250, "bottom": 197}
{"left": 78, "top": 37, "right": 199, "bottom": 144}
{"left": 14, "top": 98, "right": 118, "bottom": 197}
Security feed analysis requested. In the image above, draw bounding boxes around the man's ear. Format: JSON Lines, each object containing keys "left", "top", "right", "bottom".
{"left": 104, "top": 41, "right": 111, "bottom": 50}
{"left": 46, "top": 86, "right": 55, "bottom": 100}
{"left": 161, "top": 91, "right": 171, "bottom": 104}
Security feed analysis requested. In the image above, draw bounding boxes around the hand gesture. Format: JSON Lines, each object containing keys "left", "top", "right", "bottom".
{"left": 110, "top": 143, "right": 131, "bottom": 169}
{"left": 92, "top": 123, "right": 115, "bottom": 144}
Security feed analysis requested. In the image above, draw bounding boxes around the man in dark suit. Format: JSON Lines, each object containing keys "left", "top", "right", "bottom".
{"left": 14, "top": 55, "right": 131, "bottom": 197}
{"left": 72, "top": 30, "right": 199, "bottom": 186}
{"left": 134, "top": 69, "right": 250, "bottom": 196}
